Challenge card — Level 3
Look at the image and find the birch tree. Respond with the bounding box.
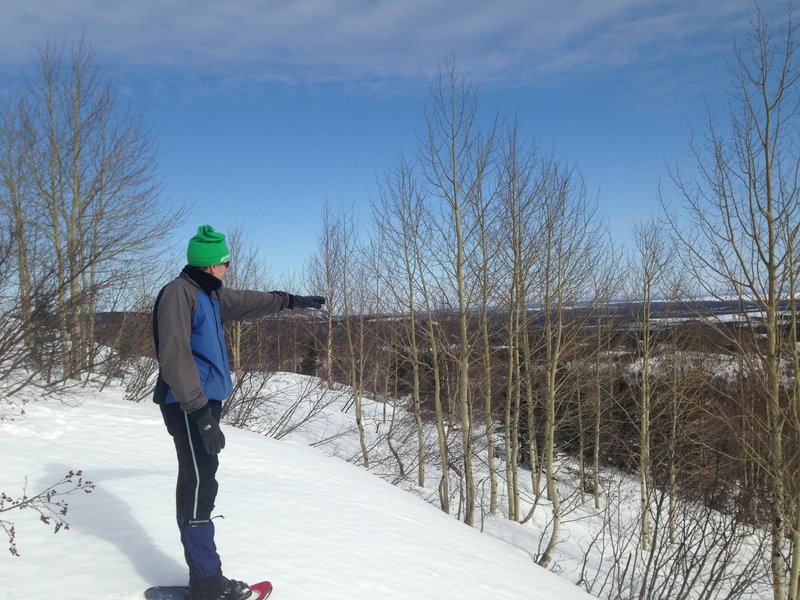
[628,218,674,550]
[535,159,604,568]
[1,40,179,380]
[496,121,541,520]
[306,202,344,385]
[421,58,493,525]
[665,8,800,597]
[373,154,428,488]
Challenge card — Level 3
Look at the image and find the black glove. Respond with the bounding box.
[288,294,326,310]
[189,404,225,455]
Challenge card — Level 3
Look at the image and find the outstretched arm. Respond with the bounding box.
[218,289,326,322]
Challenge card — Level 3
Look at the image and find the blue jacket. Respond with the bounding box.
[152,267,290,413]
[172,289,231,404]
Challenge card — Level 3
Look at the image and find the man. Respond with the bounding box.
[152,224,325,600]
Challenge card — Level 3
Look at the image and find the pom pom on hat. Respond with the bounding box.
[187,225,231,267]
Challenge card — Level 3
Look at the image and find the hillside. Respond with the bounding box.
[0,381,596,600]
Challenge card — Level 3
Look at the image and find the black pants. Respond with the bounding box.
[161,401,224,593]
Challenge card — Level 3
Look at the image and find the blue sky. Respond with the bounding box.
[0,1,777,280]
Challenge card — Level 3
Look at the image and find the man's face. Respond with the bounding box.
[206,261,230,281]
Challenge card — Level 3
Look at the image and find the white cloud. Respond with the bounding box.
[0,0,760,85]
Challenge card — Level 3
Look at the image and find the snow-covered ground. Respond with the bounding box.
[0,377,597,600]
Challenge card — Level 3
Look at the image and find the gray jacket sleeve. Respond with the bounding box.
[218,288,291,322]
[156,280,208,413]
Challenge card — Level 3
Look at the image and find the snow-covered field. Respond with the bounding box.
[0,376,597,600]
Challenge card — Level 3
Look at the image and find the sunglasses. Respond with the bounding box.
[223,261,231,268]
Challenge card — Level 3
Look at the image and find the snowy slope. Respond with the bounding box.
[0,385,596,599]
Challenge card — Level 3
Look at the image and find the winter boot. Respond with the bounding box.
[221,576,252,600]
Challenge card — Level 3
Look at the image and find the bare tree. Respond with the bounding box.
[306,202,344,386]
[495,120,541,520]
[586,250,623,511]
[416,212,452,513]
[626,218,677,550]
[1,40,182,380]
[373,153,429,488]
[420,57,493,525]
[664,7,800,597]
[339,207,372,469]
[220,226,274,421]
[470,142,503,518]
[534,159,605,568]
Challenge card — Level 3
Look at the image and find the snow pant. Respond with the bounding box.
[161,400,226,599]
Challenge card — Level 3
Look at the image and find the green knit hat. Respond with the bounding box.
[187,224,230,267]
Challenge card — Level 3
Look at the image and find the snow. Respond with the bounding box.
[0,379,596,600]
